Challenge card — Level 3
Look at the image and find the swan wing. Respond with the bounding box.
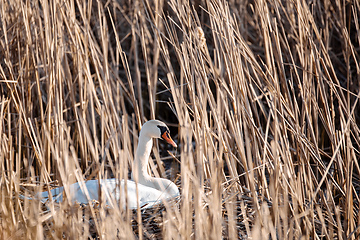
[102,179,173,208]
[38,179,175,209]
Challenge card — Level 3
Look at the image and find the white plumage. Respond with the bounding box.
[34,120,179,209]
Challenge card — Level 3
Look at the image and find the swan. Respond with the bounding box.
[33,120,179,209]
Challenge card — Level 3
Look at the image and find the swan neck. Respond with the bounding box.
[133,132,153,182]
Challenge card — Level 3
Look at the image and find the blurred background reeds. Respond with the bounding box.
[0,0,359,239]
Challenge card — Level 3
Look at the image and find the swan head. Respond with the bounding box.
[141,120,177,147]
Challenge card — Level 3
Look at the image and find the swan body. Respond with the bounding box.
[35,120,179,209]
[38,179,176,209]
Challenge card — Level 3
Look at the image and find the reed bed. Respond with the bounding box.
[0,0,359,239]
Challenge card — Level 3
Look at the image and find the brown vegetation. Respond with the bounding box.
[0,0,359,239]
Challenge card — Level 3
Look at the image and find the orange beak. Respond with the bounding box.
[162,132,177,148]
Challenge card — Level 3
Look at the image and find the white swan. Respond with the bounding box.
[35,120,179,209]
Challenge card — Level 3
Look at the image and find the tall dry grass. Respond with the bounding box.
[0,0,359,239]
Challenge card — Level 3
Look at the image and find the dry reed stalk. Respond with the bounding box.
[0,0,359,239]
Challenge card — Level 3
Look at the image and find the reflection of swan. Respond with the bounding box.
[37,120,179,209]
